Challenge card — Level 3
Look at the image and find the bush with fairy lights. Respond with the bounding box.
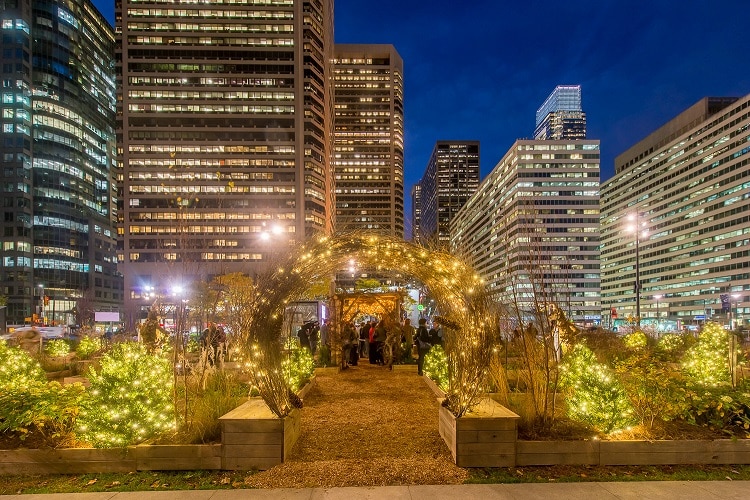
[75,336,102,360]
[559,343,636,433]
[682,322,730,388]
[0,340,45,389]
[282,344,314,392]
[424,345,449,391]
[78,342,176,448]
[0,341,85,446]
[44,339,71,357]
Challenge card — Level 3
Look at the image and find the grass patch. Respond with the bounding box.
[0,470,257,495]
[467,464,750,483]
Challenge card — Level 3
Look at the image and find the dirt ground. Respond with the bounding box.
[243,362,468,488]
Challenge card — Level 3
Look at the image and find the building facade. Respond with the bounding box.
[534,85,586,140]
[410,182,421,243]
[417,141,479,246]
[600,96,750,329]
[452,139,601,324]
[0,0,120,326]
[117,0,334,321]
[332,44,404,237]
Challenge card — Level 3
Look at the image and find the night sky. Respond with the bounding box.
[95,0,750,232]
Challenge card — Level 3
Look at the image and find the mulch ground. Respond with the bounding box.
[243,361,468,488]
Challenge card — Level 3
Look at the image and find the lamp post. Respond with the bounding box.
[38,284,44,325]
[653,294,662,333]
[732,293,741,331]
[627,212,648,328]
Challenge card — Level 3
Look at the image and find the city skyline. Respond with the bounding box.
[94,0,750,233]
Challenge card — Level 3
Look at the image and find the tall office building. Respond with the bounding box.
[410,182,422,243]
[600,95,750,328]
[0,0,120,326]
[534,85,586,140]
[452,139,601,324]
[332,44,404,237]
[417,141,479,245]
[117,0,334,320]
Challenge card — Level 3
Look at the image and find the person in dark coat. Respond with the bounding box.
[415,318,432,376]
[429,320,443,348]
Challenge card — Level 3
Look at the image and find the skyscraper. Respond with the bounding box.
[0,0,120,326]
[600,95,749,328]
[417,141,480,245]
[451,139,601,324]
[534,85,586,140]
[411,182,422,243]
[117,0,334,320]
[332,44,404,237]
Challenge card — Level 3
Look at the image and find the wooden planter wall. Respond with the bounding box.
[428,375,750,468]
[0,377,314,475]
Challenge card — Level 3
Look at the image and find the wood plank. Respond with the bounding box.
[223,444,282,459]
[455,417,517,432]
[458,442,516,455]
[222,432,282,445]
[222,420,283,433]
[456,430,517,444]
[519,440,599,454]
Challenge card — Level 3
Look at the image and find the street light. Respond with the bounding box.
[627,212,648,327]
[732,293,741,330]
[653,294,662,331]
[38,284,44,325]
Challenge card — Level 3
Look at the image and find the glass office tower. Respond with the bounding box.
[534,85,586,141]
[0,0,120,326]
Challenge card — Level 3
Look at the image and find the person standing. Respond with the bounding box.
[429,320,443,348]
[415,318,431,376]
[401,318,415,363]
[373,320,387,365]
[367,319,378,365]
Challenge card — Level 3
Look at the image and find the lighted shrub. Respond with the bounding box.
[682,322,730,387]
[424,345,449,391]
[282,345,314,392]
[0,340,45,389]
[559,343,636,433]
[44,339,71,357]
[623,330,648,350]
[78,342,176,448]
[75,336,102,359]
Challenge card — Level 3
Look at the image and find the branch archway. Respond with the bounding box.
[245,233,496,418]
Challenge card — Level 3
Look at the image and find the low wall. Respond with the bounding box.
[427,376,750,468]
[0,378,314,475]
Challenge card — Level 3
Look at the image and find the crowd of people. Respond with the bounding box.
[295,316,444,374]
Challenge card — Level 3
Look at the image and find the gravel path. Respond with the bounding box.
[243,362,467,488]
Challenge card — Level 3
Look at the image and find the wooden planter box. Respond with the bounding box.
[438,398,520,467]
[219,398,302,471]
[0,448,136,475]
[135,444,222,470]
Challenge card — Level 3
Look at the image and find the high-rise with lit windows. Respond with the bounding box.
[451,139,601,324]
[332,44,404,237]
[600,96,750,328]
[117,0,334,321]
[534,85,586,140]
[417,141,479,245]
[0,0,120,326]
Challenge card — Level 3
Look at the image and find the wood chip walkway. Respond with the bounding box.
[243,362,467,488]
